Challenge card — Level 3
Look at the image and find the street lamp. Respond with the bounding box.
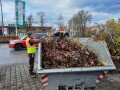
[0,0,4,36]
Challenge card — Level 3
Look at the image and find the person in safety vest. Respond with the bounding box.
[26,31,40,78]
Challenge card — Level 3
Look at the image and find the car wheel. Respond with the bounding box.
[15,44,23,51]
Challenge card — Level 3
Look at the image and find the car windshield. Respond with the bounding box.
[36,33,48,39]
[20,35,28,40]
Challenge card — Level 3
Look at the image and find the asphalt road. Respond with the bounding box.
[0,44,38,66]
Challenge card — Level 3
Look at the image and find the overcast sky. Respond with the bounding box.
[0,0,120,27]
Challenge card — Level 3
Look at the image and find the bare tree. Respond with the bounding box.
[68,18,76,37]
[26,15,34,31]
[69,10,92,37]
[57,14,65,29]
[37,12,46,27]
[95,23,107,32]
[94,23,115,43]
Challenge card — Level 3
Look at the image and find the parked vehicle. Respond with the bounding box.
[53,29,69,39]
[9,33,48,51]
[37,38,116,90]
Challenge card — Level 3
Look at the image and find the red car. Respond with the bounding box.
[9,33,48,51]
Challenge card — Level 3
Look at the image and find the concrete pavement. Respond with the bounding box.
[0,44,8,48]
[0,64,43,90]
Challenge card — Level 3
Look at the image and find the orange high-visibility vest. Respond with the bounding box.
[26,37,31,47]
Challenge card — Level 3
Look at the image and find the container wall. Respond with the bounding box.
[41,72,101,90]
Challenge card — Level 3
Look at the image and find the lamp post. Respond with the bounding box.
[0,0,4,36]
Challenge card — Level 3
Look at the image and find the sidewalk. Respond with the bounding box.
[0,43,8,48]
[0,64,42,90]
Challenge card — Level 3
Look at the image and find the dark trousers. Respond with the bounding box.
[28,53,35,74]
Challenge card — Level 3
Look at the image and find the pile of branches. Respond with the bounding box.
[42,39,103,69]
[107,41,120,71]
[107,42,120,60]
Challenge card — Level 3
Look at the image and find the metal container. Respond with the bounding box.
[37,38,116,90]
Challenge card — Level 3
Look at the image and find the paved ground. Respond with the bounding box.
[0,44,120,90]
[0,64,43,90]
[0,44,42,90]
[96,73,120,90]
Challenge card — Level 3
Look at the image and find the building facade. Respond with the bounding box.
[0,26,52,36]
